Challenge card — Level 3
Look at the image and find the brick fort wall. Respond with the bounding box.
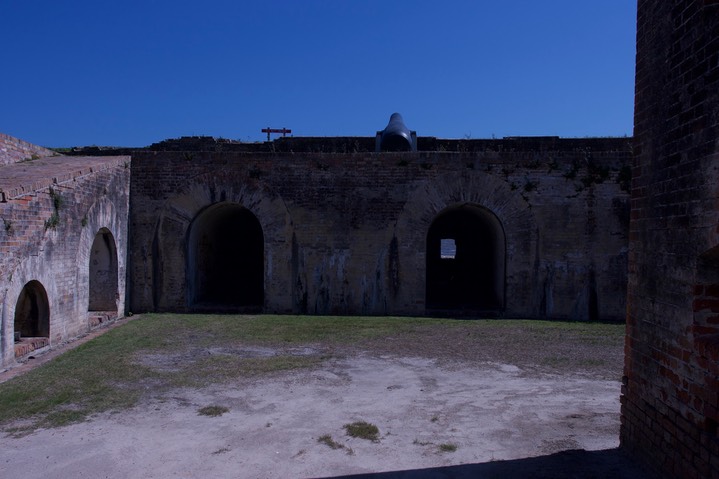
[622,1,719,477]
[128,138,631,320]
[0,150,130,369]
[0,132,58,166]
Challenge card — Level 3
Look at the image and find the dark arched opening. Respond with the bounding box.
[188,203,264,310]
[88,228,119,312]
[426,204,505,314]
[14,280,50,339]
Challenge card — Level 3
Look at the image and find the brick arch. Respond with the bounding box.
[187,202,264,310]
[14,280,50,339]
[88,228,119,311]
[151,172,295,312]
[426,203,506,313]
[392,171,538,317]
[75,196,127,329]
[2,252,59,364]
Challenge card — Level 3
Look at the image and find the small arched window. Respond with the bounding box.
[14,280,50,339]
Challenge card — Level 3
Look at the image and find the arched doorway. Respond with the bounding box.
[14,280,50,339]
[187,203,264,310]
[88,228,119,312]
[426,204,506,313]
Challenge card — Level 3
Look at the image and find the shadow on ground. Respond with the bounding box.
[322,448,657,479]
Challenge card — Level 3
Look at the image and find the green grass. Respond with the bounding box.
[197,405,229,417]
[0,314,624,434]
[0,314,430,432]
[155,313,439,345]
[344,421,380,442]
[439,443,458,452]
[0,321,157,431]
[318,434,345,450]
[317,435,354,455]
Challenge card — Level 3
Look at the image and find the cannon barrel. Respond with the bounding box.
[377,113,416,152]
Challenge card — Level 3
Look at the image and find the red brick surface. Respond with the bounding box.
[14,337,49,359]
[0,133,57,166]
[623,1,719,477]
[0,154,130,369]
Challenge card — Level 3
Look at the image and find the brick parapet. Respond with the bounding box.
[0,155,129,202]
[68,135,632,156]
[0,133,57,166]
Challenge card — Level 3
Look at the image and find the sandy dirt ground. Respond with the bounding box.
[0,348,654,479]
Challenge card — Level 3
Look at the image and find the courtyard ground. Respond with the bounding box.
[0,315,655,478]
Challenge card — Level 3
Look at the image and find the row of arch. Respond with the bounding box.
[13,229,119,343]
[184,202,506,313]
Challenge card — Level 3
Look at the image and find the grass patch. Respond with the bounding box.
[0,314,624,434]
[0,314,434,432]
[439,443,458,452]
[135,313,437,348]
[541,356,571,366]
[0,321,158,431]
[317,435,354,455]
[344,421,380,442]
[578,358,606,367]
[318,434,345,450]
[197,405,229,417]
[413,439,433,446]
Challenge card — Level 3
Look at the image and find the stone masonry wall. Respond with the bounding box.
[129,139,630,320]
[0,133,57,166]
[622,1,719,477]
[0,155,130,369]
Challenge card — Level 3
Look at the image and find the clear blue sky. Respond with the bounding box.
[1,1,636,147]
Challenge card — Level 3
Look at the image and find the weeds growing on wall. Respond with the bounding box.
[617,165,632,192]
[563,162,580,180]
[44,212,60,230]
[523,179,538,192]
[44,188,64,230]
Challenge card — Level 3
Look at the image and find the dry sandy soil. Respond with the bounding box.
[0,319,655,479]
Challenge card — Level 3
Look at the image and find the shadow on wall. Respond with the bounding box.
[322,448,657,479]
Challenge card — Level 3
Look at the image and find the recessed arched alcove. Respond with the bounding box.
[187,203,264,310]
[14,280,50,339]
[88,228,119,312]
[426,204,506,313]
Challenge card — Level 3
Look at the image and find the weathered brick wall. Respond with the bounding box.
[0,133,57,166]
[129,139,630,320]
[622,1,719,477]
[0,155,130,369]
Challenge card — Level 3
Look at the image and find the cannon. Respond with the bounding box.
[376,113,417,152]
